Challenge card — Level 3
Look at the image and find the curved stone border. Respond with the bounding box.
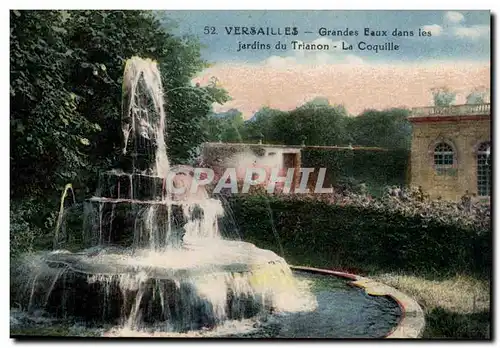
[291,266,426,339]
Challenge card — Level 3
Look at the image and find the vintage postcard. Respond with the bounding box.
[10,9,491,340]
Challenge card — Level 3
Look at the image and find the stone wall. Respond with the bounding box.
[409,117,490,201]
[200,143,302,191]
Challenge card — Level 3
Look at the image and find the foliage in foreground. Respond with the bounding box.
[10,10,229,252]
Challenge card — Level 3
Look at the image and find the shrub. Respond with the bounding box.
[225,191,490,276]
[10,200,55,257]
[301,148,410,197]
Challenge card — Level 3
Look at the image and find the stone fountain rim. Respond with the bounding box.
[41,241,288,280]
[290,266,426,339]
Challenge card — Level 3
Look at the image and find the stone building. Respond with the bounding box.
[201,143,395,193]
[408,104,491,202]
[201,142,303,190]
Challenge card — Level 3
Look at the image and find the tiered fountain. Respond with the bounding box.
[13,57,312,334]
[12,57,418,339]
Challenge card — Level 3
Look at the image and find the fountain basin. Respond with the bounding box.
[13,240,306,332]
[288,267,426,339]
[11,267,424,338]
[44,240,286,278]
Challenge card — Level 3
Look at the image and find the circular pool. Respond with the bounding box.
[11,267,425,339]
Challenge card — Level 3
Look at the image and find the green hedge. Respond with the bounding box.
[226,194,490,276]
[301,148,410,192]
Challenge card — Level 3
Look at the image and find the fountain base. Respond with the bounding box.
[41,270,265,331]
[15,240,304,333]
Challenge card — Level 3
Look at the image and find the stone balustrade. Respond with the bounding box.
[410,104,490,117]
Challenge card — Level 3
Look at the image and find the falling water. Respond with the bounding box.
[98,202,104,244]
[53,184,76,249]
[121,57,169,178]
[129,174,134,200]
[12,56,315,336]
[108,204,116,244]
[183,199,225,241]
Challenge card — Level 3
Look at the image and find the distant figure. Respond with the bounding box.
[398,187,407,201]
[393,186,401,198]
[258,133,264,145]
[461,190,472,212]
[359,183,367,195]
[386,186,395,197]
[417,186,425,202]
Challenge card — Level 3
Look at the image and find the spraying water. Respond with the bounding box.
[53,183,76,249]
[12,56,315,336]
[121,56,170,178]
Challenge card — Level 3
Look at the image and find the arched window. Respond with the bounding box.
[477,142,491,196]
[434,142,454,166]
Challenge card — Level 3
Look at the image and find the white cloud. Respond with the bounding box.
[421,24,443,36]
[310,37,343,50]
[344,54,365,65]
[430,13,489,40]
[453,25,490,39]
[444,11,465,24]
[264,55,297,68]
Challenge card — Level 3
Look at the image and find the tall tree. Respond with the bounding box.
[64,10,229,170]
[283,103,351,146]
[10,10,229,235]
[10,10,97,198]
[347,108,411,150]
[431,86,456,107]
[466,88,489,105]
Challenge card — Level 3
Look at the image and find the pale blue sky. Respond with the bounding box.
[160,10,490,64]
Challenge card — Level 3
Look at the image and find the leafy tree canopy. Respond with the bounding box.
[431,86,456,107]
[11,10,229,200]
[206,101,411,150]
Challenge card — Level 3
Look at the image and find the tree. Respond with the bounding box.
[302,96,330,107]
[283,103,350,146]
[10,10,230,243]
[431,87,456,107]
[203,109,245,143]
[245,107,289,143]
[466,88,489,105]
[64,10,229,168]
[347,108,411,150]
[10,10,98,198]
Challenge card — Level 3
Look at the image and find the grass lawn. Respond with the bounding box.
[373,273,490,339]
[246,238,491,339]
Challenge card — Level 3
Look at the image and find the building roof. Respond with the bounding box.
[202,142,388,152]
[409,104,490,123]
